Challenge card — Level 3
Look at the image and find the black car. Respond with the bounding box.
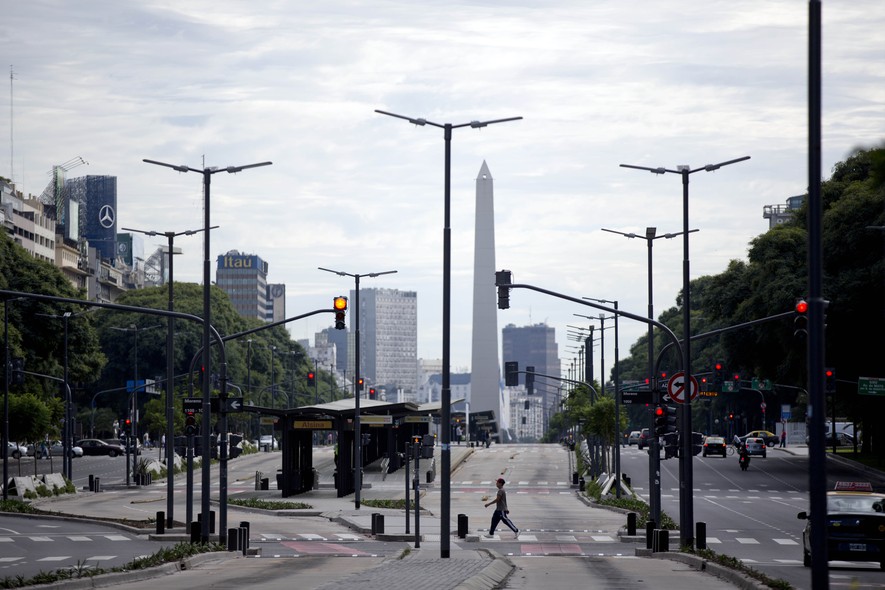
[702,436,727,457]
[77,438,125,457]
[637,428,652,450]
[798,482,885,570]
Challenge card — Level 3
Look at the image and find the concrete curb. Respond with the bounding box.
[27,551,228,590]
[636,550,773,590]
[454,549,515,590]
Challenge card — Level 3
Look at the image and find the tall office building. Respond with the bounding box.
[66,175,117,262]
[469,161,502,427]
[215,250,269,321]
[266,283,286,323]
[502,323,560,415]
[355,287,418,395]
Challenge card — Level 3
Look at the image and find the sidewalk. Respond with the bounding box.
[24,445,766,590]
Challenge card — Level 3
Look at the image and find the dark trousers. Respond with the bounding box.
[489,510,517,534]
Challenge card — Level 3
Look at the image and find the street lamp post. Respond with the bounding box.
[110,323,161,485]
[601,226,696,522]
[3,296,26,501]
[375,109,521,558]
[318,266,397,509]
[619,155,750,547]
[122,225,209,529]
[144,157,271,543]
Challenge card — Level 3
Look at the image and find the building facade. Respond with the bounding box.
[215,250,269,321]
[501,322,560,429]
[355,287,418,396]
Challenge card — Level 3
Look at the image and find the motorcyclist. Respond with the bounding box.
[738,442,750,469]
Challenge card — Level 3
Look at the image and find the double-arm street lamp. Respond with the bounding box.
[122,225,210,528]
[110,323,162,485]
[144,157,271,542]
[318,266,397,509]
[619,155,750,547]
[35,309,93,480]
[601,226,696,522]
[375,109,521,558]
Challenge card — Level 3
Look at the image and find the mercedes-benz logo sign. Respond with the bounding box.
[99,205,116,229]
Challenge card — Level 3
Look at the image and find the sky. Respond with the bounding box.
[3,1,884,376]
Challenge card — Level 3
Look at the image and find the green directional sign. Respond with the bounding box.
[721,381,738,393]
[858,377,885,396]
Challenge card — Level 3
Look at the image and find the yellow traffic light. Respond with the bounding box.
[333,296,348,311]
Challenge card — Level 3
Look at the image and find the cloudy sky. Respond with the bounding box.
[4,1,884,375]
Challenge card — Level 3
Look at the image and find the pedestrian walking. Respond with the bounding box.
[484,477,519,538]
[779,430,787,448]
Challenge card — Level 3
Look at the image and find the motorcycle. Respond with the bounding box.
[739,451,750,471]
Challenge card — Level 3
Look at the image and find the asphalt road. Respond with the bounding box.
[621,444,885,589]
[0,514,177,579]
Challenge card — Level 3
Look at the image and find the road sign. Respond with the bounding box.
[182,397,202,412]
[621,389,653,405]
[667,371,699,404]
[858,376,885,396]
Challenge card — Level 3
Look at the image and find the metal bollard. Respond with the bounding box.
[627,512,637,536]
[653,529,669,553]
[255,471,262,491]
[209,510,216,534]
[578,477,586,491]
[572,471,579,485]
[190,522,200,543]
[94,477,101,492]
[239,526,248,555]
[156,511,165,535]
[645,520,655,550]
[696,521,707,550]
[240,521,250,551]
[227,528,239,551]
[371,513,385,535]
[457,514,468,538]
[88,474,94,491]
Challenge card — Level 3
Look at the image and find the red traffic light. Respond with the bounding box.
[714,362,723,371]
[308,371,315,379]
[795,299,808,314]
[654,406,665,418]
[824,369,834,378]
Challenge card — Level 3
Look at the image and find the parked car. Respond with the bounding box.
[743,437,767,458]
[740,430,779,446]
[627,431,642,446]
[797,481,885,569]
[702,436,727,457]
[50,441,83,457]
[77,438,125,457]
[4,442,23,460]
[258,435,278,451]
[805,431,855,446]
[103,438,141,455]
[637,428,652,450]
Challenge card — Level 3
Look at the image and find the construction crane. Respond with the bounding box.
[38,156,88,225]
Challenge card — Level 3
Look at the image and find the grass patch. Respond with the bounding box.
[227,497,312,510]
[360,499,410,510]
[0,541,224,588]
[581,477,678,529]
[688,547,793,589]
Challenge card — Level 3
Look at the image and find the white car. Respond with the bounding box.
[258,435,277,450]
[626,431,642,446]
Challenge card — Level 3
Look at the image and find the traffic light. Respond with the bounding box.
[504,361,518,387]
[496,270,512,310]
[333,296,348,330]
[12,357,24,385]
[357,378,364,391]
[526,366,535,395]
[654,405,667,436]
[663,405,678,434]
[825,367,836,393]
[184,411,197,436]
[124,416,132,432]
[794,299,808,339]
[307,371,316,387]
[713,361,725,385]
[369,387,376,400]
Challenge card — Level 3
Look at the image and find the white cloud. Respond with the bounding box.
[3,0,883,372]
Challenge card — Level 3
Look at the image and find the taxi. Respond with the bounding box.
[797,481,885,570]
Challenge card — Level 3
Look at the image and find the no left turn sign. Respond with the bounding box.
[667,371,700,404]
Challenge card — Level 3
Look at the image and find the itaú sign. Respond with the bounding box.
[219,254,260,269]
